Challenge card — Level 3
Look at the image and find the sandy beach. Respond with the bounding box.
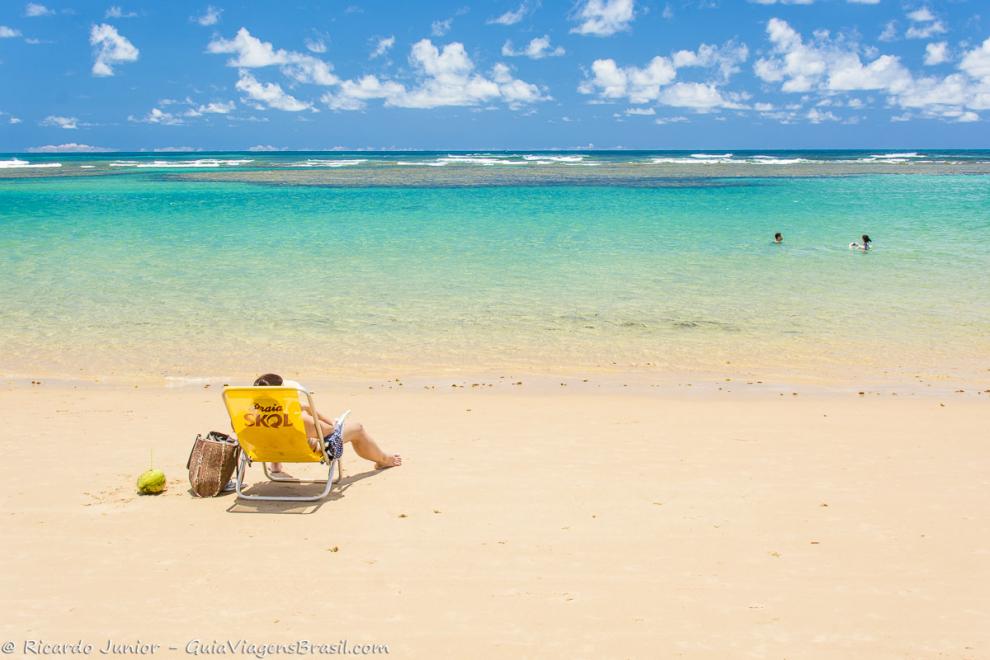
[2,378,987,658]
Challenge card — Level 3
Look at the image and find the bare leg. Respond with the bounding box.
[343,420,402,469]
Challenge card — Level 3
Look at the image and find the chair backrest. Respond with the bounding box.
[222,386,326,463]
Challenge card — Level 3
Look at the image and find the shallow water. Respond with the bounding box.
[1,151,989,383]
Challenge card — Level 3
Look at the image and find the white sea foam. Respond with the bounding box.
[750,156,809,165]
[109,159,254,168]
[438,155,527,166]
[844,152,927,164]
[288,159,367,167]
[691,153,733,159]
[650,157,735,164]
[870,152,923,159]
[396,160,448,167]
[79,165,96,169]
[0,158,62,169]
[522,154,586,163]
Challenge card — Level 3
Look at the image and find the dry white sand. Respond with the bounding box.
[1,381,988,658]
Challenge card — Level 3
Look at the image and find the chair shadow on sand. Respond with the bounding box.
[222,468,385,514]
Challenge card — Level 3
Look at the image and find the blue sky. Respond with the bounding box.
[1,0,988,151]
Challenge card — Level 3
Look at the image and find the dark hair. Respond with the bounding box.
[254,373,283,386]
[774,232,782,240]
[862,234,871,244]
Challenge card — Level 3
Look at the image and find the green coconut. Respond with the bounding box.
[137,469,167,495]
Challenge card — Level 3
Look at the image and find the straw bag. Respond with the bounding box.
[187,431,240,497]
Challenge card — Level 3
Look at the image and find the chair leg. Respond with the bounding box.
[235,459,337,502]
[234,452,249,499]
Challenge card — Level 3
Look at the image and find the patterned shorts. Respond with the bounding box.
[323,423,345,460]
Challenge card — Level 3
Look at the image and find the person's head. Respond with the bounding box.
[774,232,782,242]
[254,373,283,386]
[862,234,871,244]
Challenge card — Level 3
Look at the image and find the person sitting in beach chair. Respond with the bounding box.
[222,374,401,501]
[252,373,402,473]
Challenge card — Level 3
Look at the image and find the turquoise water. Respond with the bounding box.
[1,152,989,383]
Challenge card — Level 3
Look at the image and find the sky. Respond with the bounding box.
[1,0,989,152]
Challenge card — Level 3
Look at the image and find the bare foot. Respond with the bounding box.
[269,463,295,479]
[375,454,402,469]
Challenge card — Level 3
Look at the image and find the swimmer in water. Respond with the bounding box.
[850,234,872,251]
[774,232,783,244]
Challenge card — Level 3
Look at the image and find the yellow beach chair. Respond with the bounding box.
[222,385,346,502]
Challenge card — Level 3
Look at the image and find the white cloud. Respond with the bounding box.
[750,0,814,4]
[672,41,749,82]
[906,23,946,39]
[207,29,545,115]
[105,6,136,19]
[658,82,747,110]
[27,143,112,152]
[235,70,314,111]
[879,20,898,42]
[924,42,949,66]
[579,56,677,102]
[487,1,534,26]
[501,35,564,59]
[208,27,288,67]
[24,3,53,17]
[207,28,338,85]
[806,108,838,122]
[757,19,990,123]
[129,107,183,125]
[579,39,748,109]
[1,26,23,38]
[905,7,946,40]
[323,39,547,111]
[185,100,236,116]
[281,56,338,86]
[431,18,452,37]
[9,116,22,124]
[828,54,912,92]
[370,35,395,59]
[960,37,990,81]
[755,18,913,94]
[570,0,635,37]
[847,0,879,4]
[195,5,222,27]
[305,38,327,54]
[90,23,139,77]
[41,115,79,129]
[323,76,405,110]
[624,107,655,115]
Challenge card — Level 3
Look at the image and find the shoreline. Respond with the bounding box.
[4,368,988,399]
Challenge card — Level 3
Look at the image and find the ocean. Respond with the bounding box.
[1,150,988,385]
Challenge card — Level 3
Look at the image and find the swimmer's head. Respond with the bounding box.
[774,232,782,242]
[862,234,871,244]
